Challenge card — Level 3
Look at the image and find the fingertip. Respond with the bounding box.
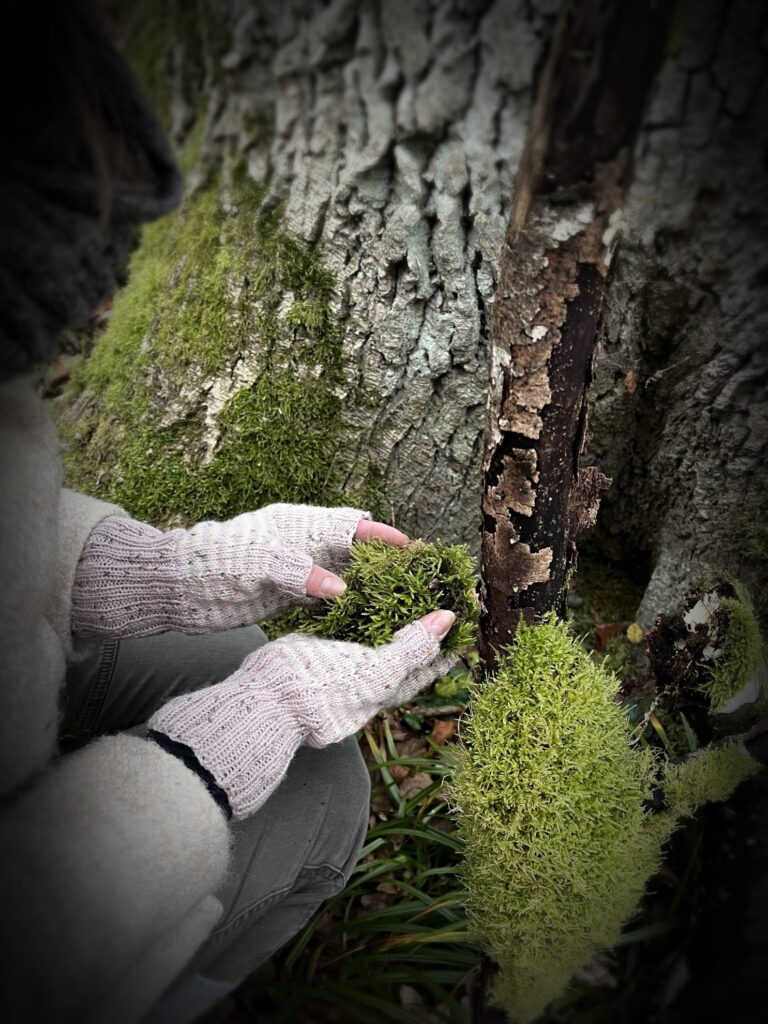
[420,609,456,640]
[306,564,347,599]
[355,519,409,546]
[320,575,347,598]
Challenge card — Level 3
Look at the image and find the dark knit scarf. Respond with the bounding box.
[0,28,181,381]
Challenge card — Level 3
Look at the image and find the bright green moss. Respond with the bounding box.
[57,166,379,526]
[664,745,759,820]
[450,617,760,1022]
[296,539,479,654]
[703,582,762,713]
[451,618,662,1022]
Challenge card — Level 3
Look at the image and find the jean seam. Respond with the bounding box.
[79,637,120,735]
[206,863,346,943]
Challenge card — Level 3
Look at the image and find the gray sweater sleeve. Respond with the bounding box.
[0,733,230,1024]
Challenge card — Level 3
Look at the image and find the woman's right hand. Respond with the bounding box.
[147,610,457,820]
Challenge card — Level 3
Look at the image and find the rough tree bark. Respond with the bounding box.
[478,0,671,670]
[472,1,672,1018]
[68,0,558,541]
[585,0,768,625]
[62,0,766,637]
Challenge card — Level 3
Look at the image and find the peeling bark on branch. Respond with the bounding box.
[478,0,671,671]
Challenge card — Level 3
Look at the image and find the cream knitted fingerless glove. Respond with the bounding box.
[148,623,455,819]
[71,504,369,638]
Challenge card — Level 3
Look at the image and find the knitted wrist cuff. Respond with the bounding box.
[147,665,306,820]
[149,730,232,819]
[71,517,188,638]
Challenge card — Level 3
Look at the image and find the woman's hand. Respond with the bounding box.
[148,610,456,819]
[71,504,407,639]
[266,504,407,599]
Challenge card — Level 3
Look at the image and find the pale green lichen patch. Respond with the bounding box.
[57,167,379,526]
[450,617,759,1023]
[296,538,479,654]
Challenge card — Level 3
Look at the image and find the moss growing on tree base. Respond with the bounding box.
[56,167,383,527]
[296,539,478,654]
[451,617,758,1023]
[702,580,762,713]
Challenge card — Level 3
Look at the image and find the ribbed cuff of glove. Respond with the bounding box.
[71,505,372,640]
[148,664,305,820]
[71,514,313,638]
[71,518,192,637]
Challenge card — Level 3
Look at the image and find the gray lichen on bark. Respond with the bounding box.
[117,0,557,541]
[256,0,558,543]
[585,0,768,624]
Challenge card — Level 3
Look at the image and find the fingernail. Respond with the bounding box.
[320,576,347,598]
[421,610,456,639]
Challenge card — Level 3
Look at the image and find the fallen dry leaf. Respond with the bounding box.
[398,772,434,799]
[430,719,456,745]
[594,621,626,650]
[397,736,428,759]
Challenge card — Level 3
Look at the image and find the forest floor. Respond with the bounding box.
[209,556,732,1024]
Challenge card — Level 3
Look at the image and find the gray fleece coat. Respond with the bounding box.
[0,376,231,1023]
[0,19,232,1018]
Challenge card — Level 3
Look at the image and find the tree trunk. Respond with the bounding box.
[59,0,767,634]
[583,0,768,626]
[471,4,672,1017]
[60,0,558,540]
[478,0,670,668]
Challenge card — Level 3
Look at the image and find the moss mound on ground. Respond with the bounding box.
[295,539,478,654]
[451,617,759,1023]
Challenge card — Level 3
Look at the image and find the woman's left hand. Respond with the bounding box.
[72,504,408,639]
[264,503,408,599]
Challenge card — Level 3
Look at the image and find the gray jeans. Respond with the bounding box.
[62,625,371,984]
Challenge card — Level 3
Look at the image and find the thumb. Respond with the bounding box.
[386,610,456,674]
[305,563,347,599]
[419,609,456,639]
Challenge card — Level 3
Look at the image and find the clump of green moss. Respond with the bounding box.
[296,539,478,654]
[451,618,662,1022]
[451,617,759,1023]
[702,581,762,714]
[57,164,384,526]
[664,745,759,820]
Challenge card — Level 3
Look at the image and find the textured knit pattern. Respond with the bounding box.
[71,504,369,639]
[265,504,370,574]
[149,623,455,819]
